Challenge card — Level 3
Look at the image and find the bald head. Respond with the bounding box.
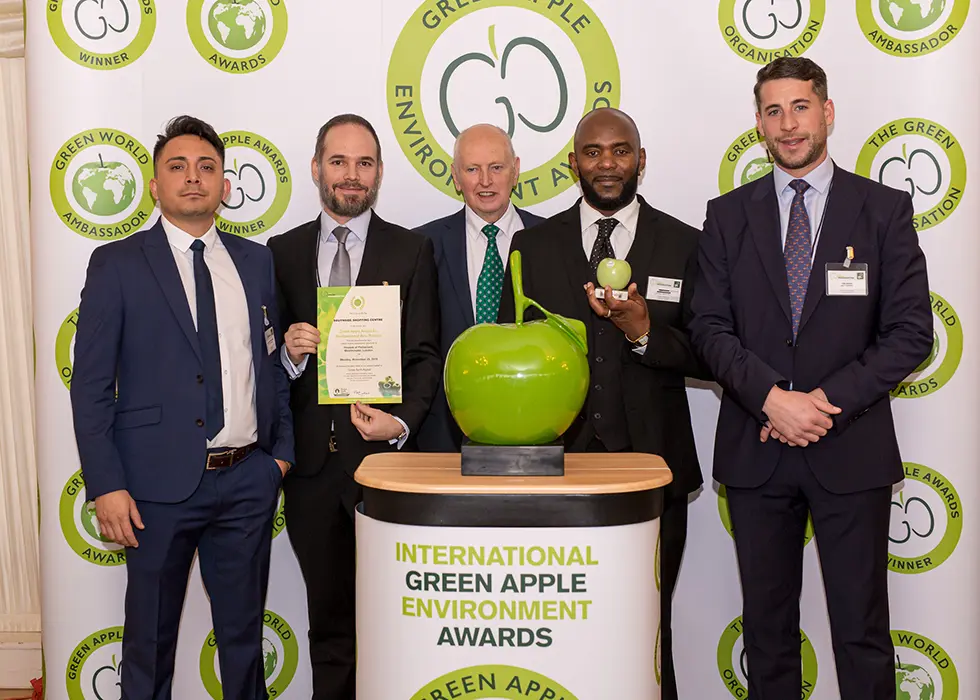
[573,108,641,152]
[451,123,521,224]
[570,108,645,215]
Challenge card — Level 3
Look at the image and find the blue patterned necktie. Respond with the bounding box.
[785,179,812,339]
[475,224,503,324]
[190,239,224,439]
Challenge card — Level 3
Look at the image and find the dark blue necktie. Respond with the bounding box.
[784,179,812,339]
[190,239,224,439]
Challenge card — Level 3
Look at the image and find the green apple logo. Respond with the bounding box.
[208,0,267,51]
[92,653,122,700]
[742,0,803,40]
[72,154,137,217]
[223,158,265,210]
[895,655,936,699]
[445,250,589,445]
[596,258,631,290]
[80,501,113,543]
[439,25,568,140]
[880,0,947,32]
[913,331,940,373]
[740,156,773,184]
[879,142,942,203]
[890,491,935,544]
[74,0,130,40]
[262,637,277,680]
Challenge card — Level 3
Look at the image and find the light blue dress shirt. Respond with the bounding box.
[773,155,835,254]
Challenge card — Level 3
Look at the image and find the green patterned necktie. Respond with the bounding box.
[475,223,503,324]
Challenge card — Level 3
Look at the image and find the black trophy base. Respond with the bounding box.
[460,439,565,477]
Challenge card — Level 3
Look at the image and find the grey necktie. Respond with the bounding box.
[329,226,351,286]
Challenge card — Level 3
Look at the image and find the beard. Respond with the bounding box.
[580,167,640,212]
[318,174,380,218]
[765,129,828,172]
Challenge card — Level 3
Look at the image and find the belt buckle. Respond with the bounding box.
[328,434,338,453]
[206,448,235,470]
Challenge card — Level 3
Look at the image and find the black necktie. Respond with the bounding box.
[190,239,224,440]
[589,217,618,276]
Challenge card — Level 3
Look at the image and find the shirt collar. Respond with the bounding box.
[320,208,372,243]
[160,215,219,253]
[464,202,519,242]
[579,195,640,235]
[773,155,835,197]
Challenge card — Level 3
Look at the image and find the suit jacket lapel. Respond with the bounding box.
[746,176,792,324]
[356,211,392,285]
[798,166,865,334]
[142,224,202,363]
[555,204,595,344]
[443,209,475,327]
[625,197,658,278]
[221,231,265,378]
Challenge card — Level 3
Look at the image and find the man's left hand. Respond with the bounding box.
[351,402,405,441]
[584,282,650,340]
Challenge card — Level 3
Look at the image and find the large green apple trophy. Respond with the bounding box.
[444,250,590,446]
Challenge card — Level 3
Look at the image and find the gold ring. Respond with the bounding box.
[605,308,612,319]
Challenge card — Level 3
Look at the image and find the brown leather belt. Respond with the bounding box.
[206,443,258,470]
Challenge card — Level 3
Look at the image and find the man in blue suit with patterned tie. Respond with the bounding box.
[70,116,294,700]
[416,124,543,451]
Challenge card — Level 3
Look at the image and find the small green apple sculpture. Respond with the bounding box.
[444,250,590,445]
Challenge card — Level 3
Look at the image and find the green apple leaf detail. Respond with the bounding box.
[509,249,588,355]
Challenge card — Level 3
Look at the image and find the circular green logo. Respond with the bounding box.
[858,1,969,56]
[47,0,157,70]
[217,131,292,237]
[718,0,826,64]
[889,463,962,574]
[56,308,79,391]
[272,491,286,539]
[719,485,815,545]
[188,0,288,74]
[59,469,126,567]
[718,127,773,195]
[50,128,155,240]
[387,0,620,206]
[200,609,298,697]
[892,291,962,398]
[718,616,818,698]
[892,629,959,698]
[412,666,578,699]
[65,625,124,699]
[856,119,967,232]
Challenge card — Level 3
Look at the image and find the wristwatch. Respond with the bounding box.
[627,330,649,348]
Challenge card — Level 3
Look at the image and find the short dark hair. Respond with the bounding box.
[153,115,225,172]
[754,57,828,110]
[314,114,382,165]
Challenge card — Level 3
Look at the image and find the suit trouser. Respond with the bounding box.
[123,449,281,700]
[726,447,894,700]
[282,464,356,700]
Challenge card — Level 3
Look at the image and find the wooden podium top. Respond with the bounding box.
[354,453,672,495]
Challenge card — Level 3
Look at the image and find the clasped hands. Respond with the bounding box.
[761,386,841,447]
[285,322,403,442]
[583,282,650,341]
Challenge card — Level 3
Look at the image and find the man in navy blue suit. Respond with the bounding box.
[415,123,543,450]
[70,115,294,700]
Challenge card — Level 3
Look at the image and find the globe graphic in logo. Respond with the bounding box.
[740,157,773,185]
[896,660,935,699]
[208,1,268,50]
[71,155,137,217]
[262,637,277,680]
[80,501,113,543]
[914,330,940,373]
[879,0,946,31]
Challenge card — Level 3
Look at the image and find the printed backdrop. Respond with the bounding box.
[27,1,977,698]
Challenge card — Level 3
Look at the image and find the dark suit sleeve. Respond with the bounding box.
[819,193,932,429]
[690,200,787,421]
[390,236,442,434]
[70,246,127,500]
[264,247,295,465]
[634,239,712,379]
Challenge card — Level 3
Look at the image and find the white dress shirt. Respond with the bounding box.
[465,202,525,319]
[161,216,256,449]
[580,195,641,260]
[773,155,835,253]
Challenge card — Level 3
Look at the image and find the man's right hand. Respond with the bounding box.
[284,322,321,366]
[762,386,841,447]
[94,489,144,548]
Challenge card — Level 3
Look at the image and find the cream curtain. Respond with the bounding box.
[0,0,41,633]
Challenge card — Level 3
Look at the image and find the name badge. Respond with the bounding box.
[264,326,277,355]
[646,276,683,303]
[826,263,869,296]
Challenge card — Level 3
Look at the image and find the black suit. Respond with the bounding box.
[690,165,932,699]
[415,206,544,451]
[498,196,707,700]
[268,212,440,700]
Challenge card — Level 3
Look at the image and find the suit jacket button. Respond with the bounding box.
[196,418,204,427]
[785,339,793,347]
[196,374,204,383]
[595,356,604,363]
